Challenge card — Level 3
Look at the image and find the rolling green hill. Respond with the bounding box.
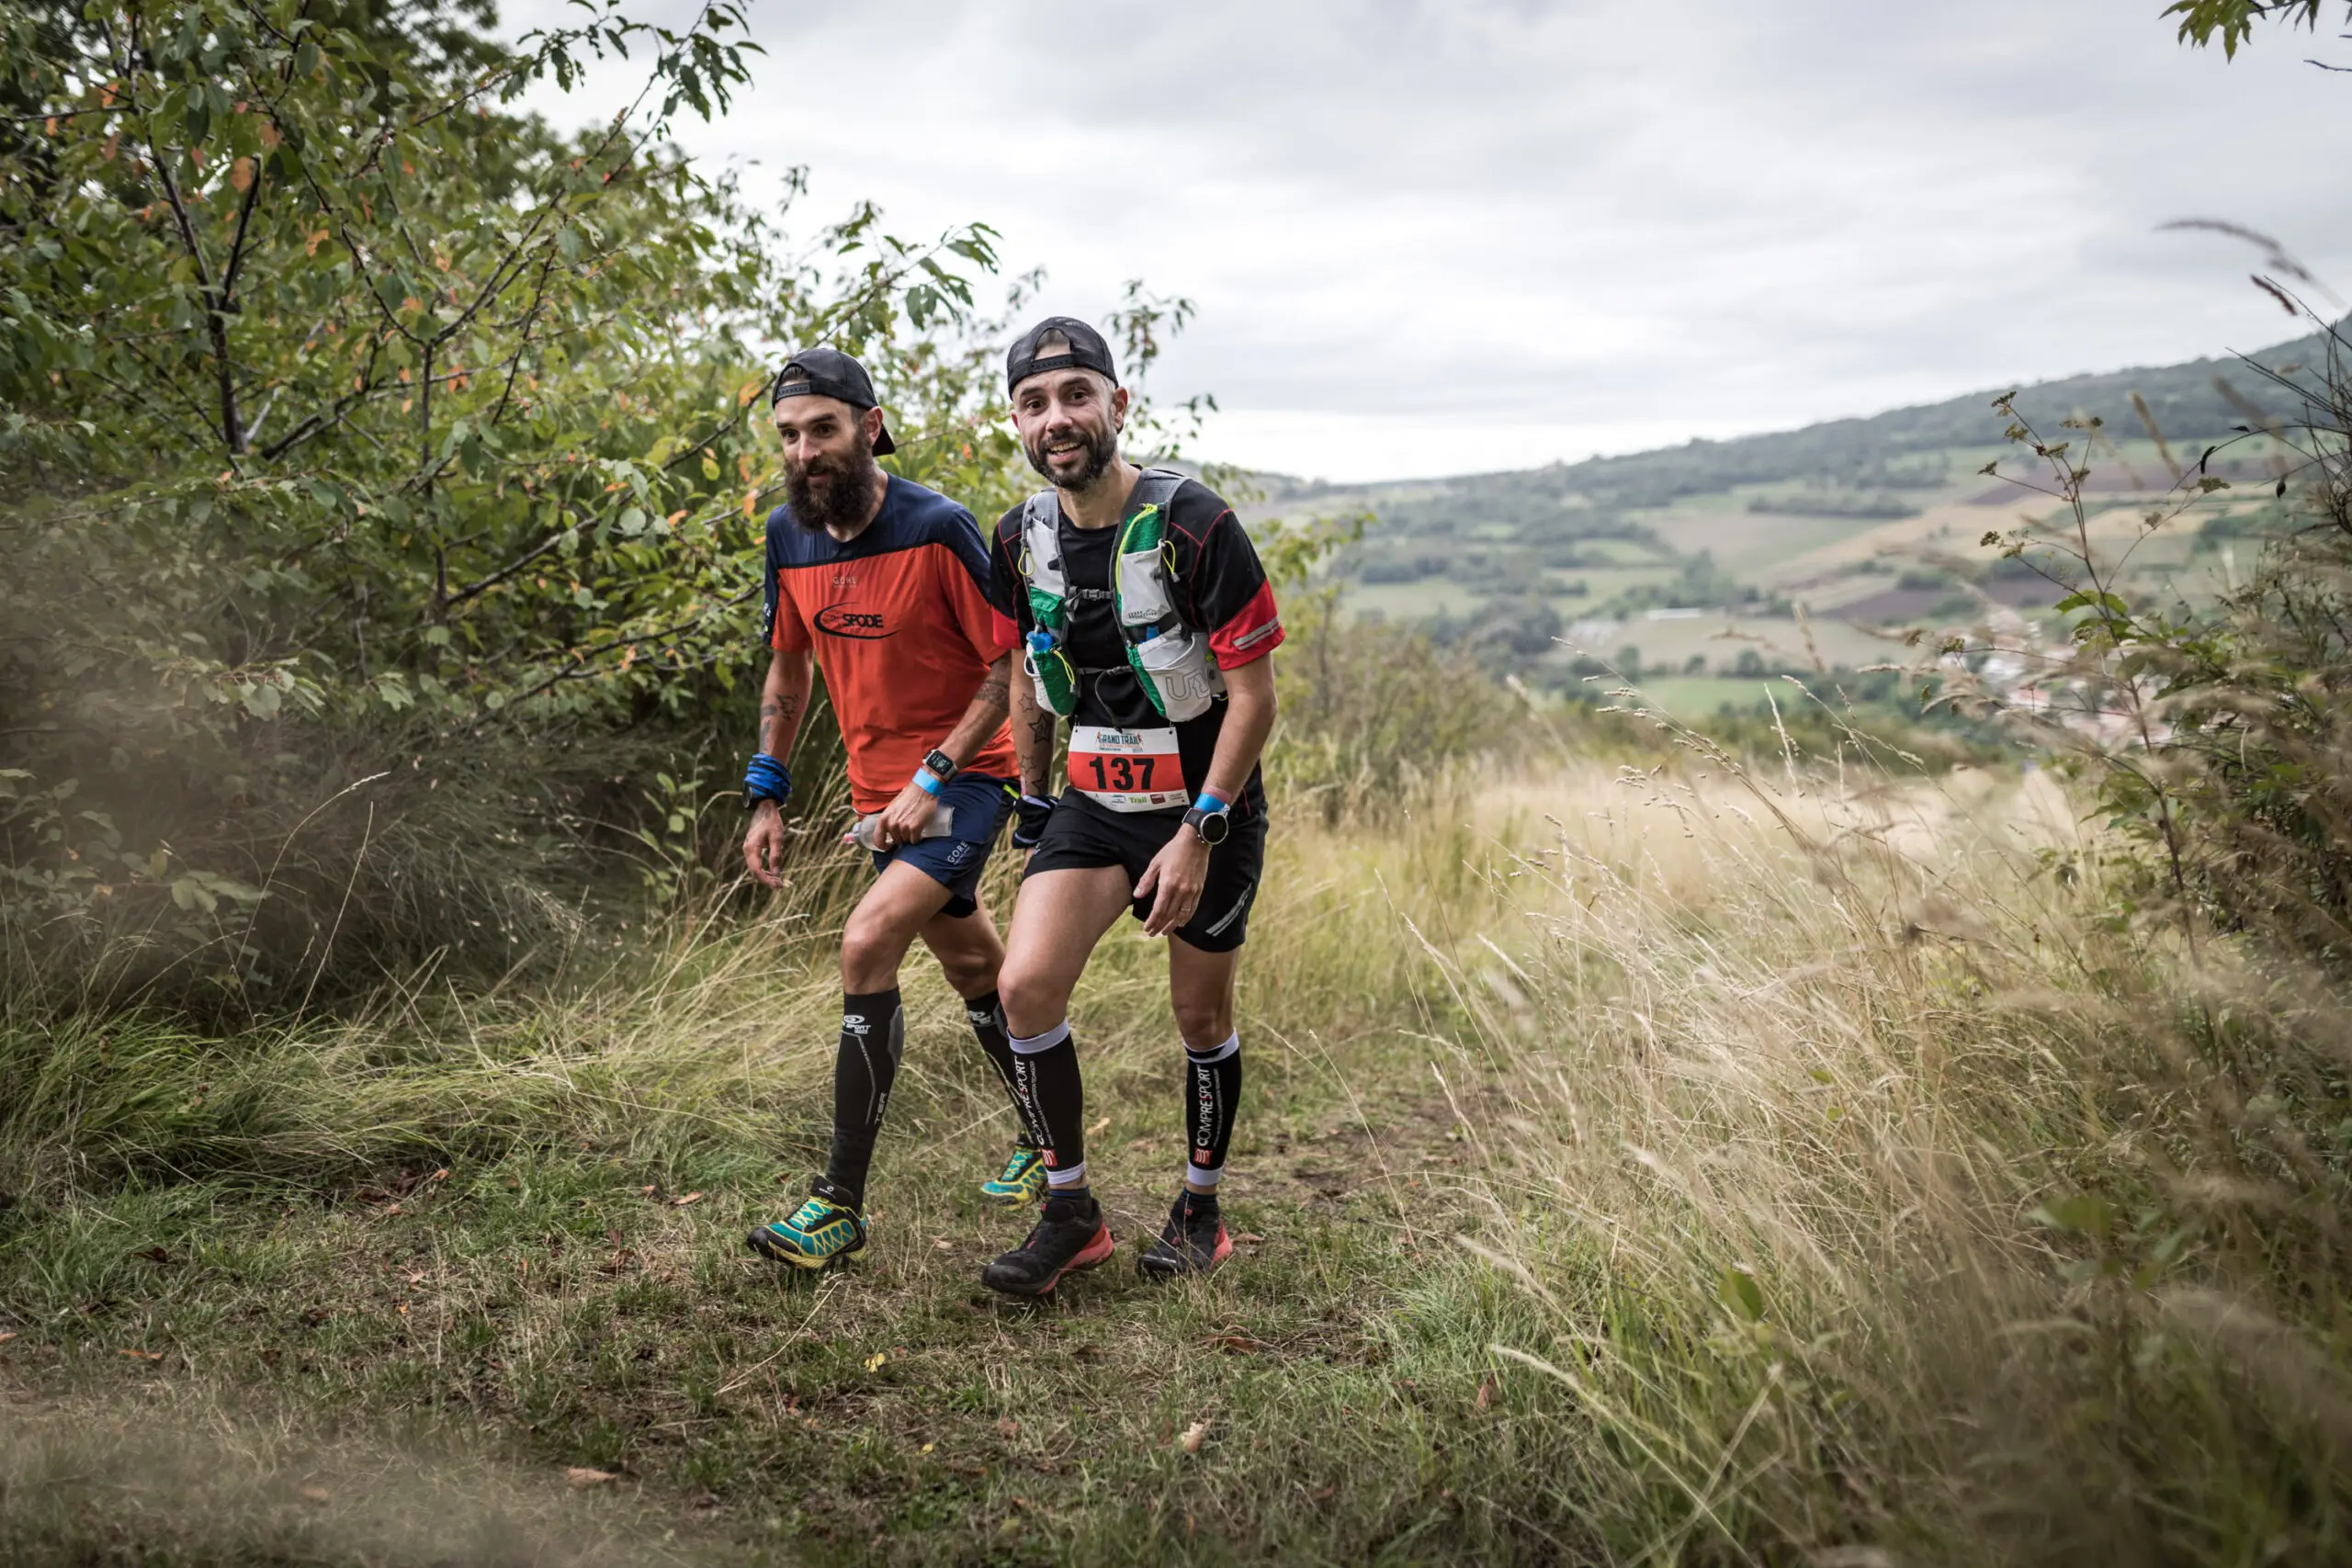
[1242,321,2335,706]
[1257,320,2334,517]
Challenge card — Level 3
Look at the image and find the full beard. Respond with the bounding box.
[1023,419,1119,491]
[785,434,881,534]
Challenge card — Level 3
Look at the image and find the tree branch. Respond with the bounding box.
[443,480,783,612]
[135,104,243,454]
[503,586,759,706]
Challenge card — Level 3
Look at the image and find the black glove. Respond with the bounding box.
[1010,792,1057,849]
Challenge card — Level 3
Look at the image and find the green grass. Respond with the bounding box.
[1604,675,1789,716]
[4,757,2348,1565]
[1337,580,1489,621]
[0,1098,1553,1563]
[1552,614,1895,673]
[1649,509,1883,577]
[0,811,1614,1565]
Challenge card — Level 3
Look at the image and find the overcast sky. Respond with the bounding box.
[509,0,2351,483]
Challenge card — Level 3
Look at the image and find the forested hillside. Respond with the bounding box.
[1271,317,2330,516]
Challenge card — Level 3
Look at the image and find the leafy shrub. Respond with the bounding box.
[1253,511,1521,821]
[0,0,1198,1008]
[1953,301,2352,970]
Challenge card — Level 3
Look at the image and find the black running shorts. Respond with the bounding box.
[1023,794,1266,953]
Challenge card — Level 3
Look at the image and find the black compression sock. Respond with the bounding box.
[822,987,904,1208]
[1008,1021,1087,1187]
[963,990,1042,1147]
[1183,1032,1241,1191]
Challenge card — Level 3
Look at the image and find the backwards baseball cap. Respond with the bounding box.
[770,346,896,456]
[1005,316,1120,396]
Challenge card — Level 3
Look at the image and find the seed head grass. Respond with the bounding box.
[1,760,2345,1564]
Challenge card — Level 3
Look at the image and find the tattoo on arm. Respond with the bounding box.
[975,673,1011,712]
[1024,708,1057,793]
[759,693,799,755]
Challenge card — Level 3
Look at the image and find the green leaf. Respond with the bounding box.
[2030,1192,2116,1239]
[1717,1266,1765,1323]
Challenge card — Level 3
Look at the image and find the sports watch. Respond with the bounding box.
[921,748,958,784]
[1182,794,1232,847]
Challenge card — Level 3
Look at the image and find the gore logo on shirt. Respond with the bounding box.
[815,603,892,639]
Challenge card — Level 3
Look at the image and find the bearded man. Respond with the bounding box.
[976,319,1284,1296]
[740,348,1052,1269]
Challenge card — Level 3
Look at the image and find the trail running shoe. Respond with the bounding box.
[979,1192,1114,1298]
[1136,1190,1232,1280]
[979,1141,1050,1209]
[746,1179,865,1270]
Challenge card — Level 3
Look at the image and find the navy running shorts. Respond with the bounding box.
[1022,792,1267,953]
[871,773,1015,919]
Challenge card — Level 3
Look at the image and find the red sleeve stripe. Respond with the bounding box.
[1210,581,1283,668]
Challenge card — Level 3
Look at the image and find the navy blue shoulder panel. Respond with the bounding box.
[765,478,986,578]
[876,477,992,592]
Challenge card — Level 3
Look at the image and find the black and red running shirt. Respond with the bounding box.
[987,476,1283,817]
[763,475,1018,814]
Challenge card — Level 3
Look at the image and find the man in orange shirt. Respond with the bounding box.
[740,348,1046,1269]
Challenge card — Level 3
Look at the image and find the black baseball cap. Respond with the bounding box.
[1005,316,1120,396]
[771,346,896,456]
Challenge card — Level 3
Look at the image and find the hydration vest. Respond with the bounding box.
[1017,468,1225,723]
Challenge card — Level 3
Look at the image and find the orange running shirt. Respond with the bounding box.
[762,476,1018,813]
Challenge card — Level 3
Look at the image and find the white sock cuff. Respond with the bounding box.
[1009,1021,1071,1055]
[1184,1031,1239,1064]
[1045,1160,1089,1189]
[1185,1162,1224,1190]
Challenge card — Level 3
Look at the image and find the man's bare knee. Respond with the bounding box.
[998,962,1069,1037]
[939,950,999,999]
[840,911,905,992]
[1172,998,1232,1048]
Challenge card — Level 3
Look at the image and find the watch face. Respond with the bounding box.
[923,749,956,777]
[1193,808,1230,845]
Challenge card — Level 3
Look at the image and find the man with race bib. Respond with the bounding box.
[978,318,1283,1296]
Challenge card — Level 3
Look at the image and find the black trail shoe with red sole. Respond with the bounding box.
[1137,1190,1232,1280]
[980,1192,1114,1298]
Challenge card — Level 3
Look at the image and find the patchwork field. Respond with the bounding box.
[1266,425,2298,695]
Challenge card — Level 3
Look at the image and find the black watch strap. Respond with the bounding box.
[1182,805,1231,845]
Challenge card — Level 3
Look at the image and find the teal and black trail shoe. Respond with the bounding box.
[979,1192,1114,1298]
[1137,1190,1232,1280]
[747,1179,866,1269]
[979,1141,1050,1209]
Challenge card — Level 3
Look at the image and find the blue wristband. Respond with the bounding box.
[744,752,792,807]
[1193,791,1229,815]
[913,768,944,797]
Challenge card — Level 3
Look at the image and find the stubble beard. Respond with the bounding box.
[785,430,881,535]
[1023,418,1120,493]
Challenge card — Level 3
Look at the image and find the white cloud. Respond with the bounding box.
[507,0,2352,482]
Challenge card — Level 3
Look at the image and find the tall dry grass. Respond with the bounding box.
[1441,750,2352,1564]
[0,773,1504,1201]
[6,727,2345,1564]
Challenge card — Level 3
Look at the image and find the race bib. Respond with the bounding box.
[1067,724,1188,812]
